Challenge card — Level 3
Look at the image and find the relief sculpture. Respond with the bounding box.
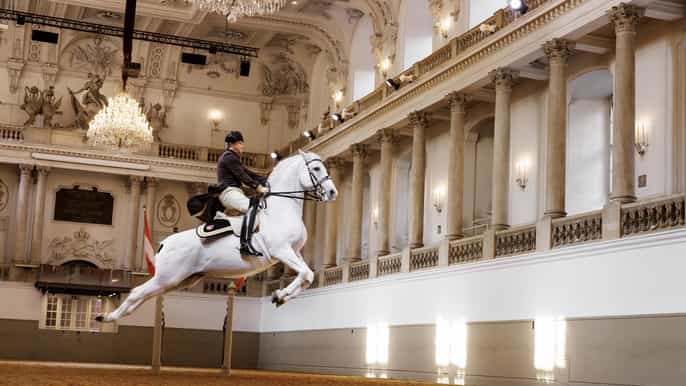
[68,73,108,130]
[48,228,114,267]
[20,86,63,128]
[260,53,309,97]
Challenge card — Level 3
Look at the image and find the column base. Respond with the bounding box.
[491,224,509,232]
[408,243,424,249]
[543,210,567,219]
[346,257,362,264]
[444,233,463,241]
[609,194,637,204]
[321,264,336,269]
[376,250,389,257]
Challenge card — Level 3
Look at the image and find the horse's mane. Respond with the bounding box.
[267,151,313,184]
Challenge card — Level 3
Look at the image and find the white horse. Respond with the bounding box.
[97,151,337,323]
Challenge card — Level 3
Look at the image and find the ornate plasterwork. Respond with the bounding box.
[48,228,114,268]
[61,36,122,77]
[157,194,181,227]
[300,0,349,20]
[147,44,167,79]
[260,53,309,97]
[0,179,8,212]
[265,33,309,55]
[260,101,274,126]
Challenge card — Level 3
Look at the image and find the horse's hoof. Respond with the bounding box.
[271,292,279,304]
[275,299,285,308]
[95,315,105,323]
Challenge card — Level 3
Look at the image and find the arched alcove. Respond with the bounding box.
[471,119,494,227]
[391,151,411,252]
[349,15,376,101]
[566,69,613,215]
[398,0,433,71]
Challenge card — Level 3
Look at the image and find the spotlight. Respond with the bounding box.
[330,113,343,122]
[303,130,316,140]
[270,151,282,161]
[384,78,400,90]
[508,0,528,14]
[17,15,25,25]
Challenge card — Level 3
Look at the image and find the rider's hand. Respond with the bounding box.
[256,185,269,195]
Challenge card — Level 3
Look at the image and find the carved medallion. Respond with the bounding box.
[157,194,181,227]
[48,228,114,267]
[0,179,8,212]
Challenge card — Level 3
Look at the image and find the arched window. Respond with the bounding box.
[398,1,433,71]
[566,69,613,215]
[349,15,376,100]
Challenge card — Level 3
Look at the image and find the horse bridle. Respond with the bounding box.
[264,154,332,202]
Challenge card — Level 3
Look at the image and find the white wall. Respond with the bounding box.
[398,0,434,71]
[349,15,376,101]
[468,0,503,28]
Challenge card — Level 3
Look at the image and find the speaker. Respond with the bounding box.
[181,52,207,65]
[31,29,59,44]
[239,59,251,77]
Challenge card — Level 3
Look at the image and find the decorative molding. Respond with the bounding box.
[408,111,431,129]
[61,36,122,77]
[260,53,310,97]
[48,228,115,268]
[0,179,8,212]
[287,103,301,129]
[543,38,576,64]
[490,68,519,91]
[157,193,181,227]
[608,3,643,34]
[447,92,470,113]
[260,101,274,126]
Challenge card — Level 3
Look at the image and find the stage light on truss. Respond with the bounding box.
[384,78,400,90]
[508,0,529,14]
[270,151,282,161]
[330,113,344,123]
[303,130,316,140]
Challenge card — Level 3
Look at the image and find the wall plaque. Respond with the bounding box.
[54,186,114,225]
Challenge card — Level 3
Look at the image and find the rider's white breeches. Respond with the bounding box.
[219,187,250,213]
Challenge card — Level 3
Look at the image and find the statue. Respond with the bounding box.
[68,73,108,130]
[20,85,63,128]
[145,103,167,141]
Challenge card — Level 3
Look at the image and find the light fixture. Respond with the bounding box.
[303,130,316,140]
[508,0,529,14]
[194,0,288,22]
[208,109,223,130]
[372,207,379,229]
[270,150,282,161]
[534,317,567,381]
[379,57,391,78]
[635,120,649,156]
[515,159,529,190]
[330,112,344,123]
[384,78,400,90]
[439,16,451,39]
[432,186,445,213]
[87,92,154,151]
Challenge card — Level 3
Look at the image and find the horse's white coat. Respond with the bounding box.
[100,152,337,322]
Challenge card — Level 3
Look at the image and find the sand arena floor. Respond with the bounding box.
[0,363,444,386]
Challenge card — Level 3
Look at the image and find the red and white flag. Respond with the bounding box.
[143,207,156,275]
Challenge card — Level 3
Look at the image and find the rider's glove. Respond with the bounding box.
[256,185,269,195]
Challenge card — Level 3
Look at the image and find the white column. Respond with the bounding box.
[127,176,143,270]
[30,166,50,264]
[14,164,32,263]
[609,3,641,203]
[376,129,395,257]
[408,111,429,249]
[323,157,344,268]
[347,144,368,262]
[489,68,518,231]
[446,92,469,240]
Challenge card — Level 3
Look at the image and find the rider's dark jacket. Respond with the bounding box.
[217,149,266,190]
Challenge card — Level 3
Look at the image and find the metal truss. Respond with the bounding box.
[0,8,259,58]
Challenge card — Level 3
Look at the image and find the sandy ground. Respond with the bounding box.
[0,363,443,386]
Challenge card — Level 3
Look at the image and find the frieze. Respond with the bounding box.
[48,228,114,267]
[0,179,8,212]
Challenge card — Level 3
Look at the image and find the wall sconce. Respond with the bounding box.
[379,57,391,78]
[432,186,445,213]
[208,109,223,131]
[635,120,649,156]
[333,89,344,110]
[439,17,451,39]
[515,159,529,190]
[372,207,379,229]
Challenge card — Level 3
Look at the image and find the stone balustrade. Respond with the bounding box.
[409,246,439,271]
[621,194,685,237]
[449,235,484,265]
[0,124,23,142]
[377,253,402,277]
[349,260,370,282]
[323,266,343,287]
[552,211,603,248]
[418,44,453,75]
[158,142,200,161]
[495,225,537,258]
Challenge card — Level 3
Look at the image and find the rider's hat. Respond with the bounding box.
[225,130,244,144]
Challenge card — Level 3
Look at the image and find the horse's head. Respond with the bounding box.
[299,150,338,201]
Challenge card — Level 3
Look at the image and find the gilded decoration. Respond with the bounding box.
[157,194,181,227]
[0,179,8,212]
[48,228,114,267]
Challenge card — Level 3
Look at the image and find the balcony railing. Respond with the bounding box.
[495,225,537,257]
[323,266,343,287]
[0,124,24,142]
[349,260,370,282]
[409,246,439,271]
[449,235,484,265]
[378,253,402,277]
[621,194,685,237]
[552,211,603,248]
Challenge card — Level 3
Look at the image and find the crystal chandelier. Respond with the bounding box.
[195,0,287,21]
[87,92,154,151]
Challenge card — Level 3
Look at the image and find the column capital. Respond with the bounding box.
[129,175,144,185]
[408,111,430,129]
[377,128,397,144]
[608,3,642,34]
[18,164,33,175]
[447,92,470,113]
[350,143,369,158]
[146,177,160,189]
[36,166,51,175]
[489,68,518,92]
[543,38,576,64]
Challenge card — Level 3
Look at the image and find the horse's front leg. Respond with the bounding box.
[271,246,313,306]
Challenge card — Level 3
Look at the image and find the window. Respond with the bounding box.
[42,294,107,332]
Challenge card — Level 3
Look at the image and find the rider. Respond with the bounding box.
[217,130,269,215]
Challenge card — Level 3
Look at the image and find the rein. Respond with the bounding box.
[261,154,331,203]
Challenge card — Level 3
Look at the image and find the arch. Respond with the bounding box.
[566,68,613,215]
[397,0,433,71]
[349,15,376,101]
[60,259,103,270]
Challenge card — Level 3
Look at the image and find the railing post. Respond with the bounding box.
[401,248,411,273]
[318,270,326,287]
[602,201,622,240]
[450,37,458,58]
[483,229,496,259]
[536,216,553,252]
[150,142,160,157]
[198,147,209,162]
[369,256,378,279]
[438,239,450,267]
[341,263,350,283]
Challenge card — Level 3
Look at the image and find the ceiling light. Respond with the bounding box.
[195,0,288,22]
[87,92,154,151]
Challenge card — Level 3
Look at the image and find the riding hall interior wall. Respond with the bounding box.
[0,281,261,368]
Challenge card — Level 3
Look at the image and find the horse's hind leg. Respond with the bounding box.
[97,276,167,323]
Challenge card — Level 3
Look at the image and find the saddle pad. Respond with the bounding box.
[196,222,235,238]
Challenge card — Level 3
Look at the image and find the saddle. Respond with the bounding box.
[186,185,262,256]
